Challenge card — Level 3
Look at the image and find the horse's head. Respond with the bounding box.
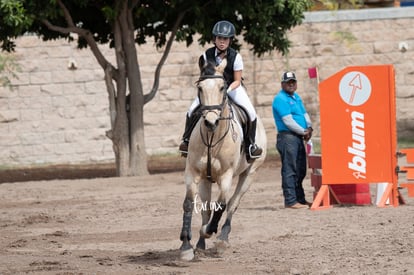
[196,58,228,132]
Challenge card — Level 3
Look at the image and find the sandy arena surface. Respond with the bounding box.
[0,159,413,274]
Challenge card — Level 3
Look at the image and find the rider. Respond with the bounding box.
[178,20,263,159]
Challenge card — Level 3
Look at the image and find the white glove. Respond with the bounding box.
[226,87,232,93]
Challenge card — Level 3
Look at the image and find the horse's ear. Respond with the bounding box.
[198,55,205,71]
[215,58,227,75]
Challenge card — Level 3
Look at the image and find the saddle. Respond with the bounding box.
[227,97,251,145]
[191,97,251,151]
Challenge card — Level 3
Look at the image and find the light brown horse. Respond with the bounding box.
[179,59,267,261]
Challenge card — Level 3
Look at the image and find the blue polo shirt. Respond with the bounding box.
[272,89,307,132]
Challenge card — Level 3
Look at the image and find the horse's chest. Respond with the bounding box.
[195,154,240,173]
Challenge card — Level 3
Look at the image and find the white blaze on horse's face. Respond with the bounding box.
[197,77,227,132]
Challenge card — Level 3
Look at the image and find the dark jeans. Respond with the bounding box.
[276,132,307,206]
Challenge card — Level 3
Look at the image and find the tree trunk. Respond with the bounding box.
[111,12,132,177]
[115,1,149,176]
[91,3,150,177]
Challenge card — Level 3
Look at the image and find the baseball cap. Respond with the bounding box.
[281,71,297,82]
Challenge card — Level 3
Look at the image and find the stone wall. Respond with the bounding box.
[1,7,413,167]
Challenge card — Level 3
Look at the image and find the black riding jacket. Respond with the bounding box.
[205,46,237,87]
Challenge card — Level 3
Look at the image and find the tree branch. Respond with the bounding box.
[41,0,118,80]
[130,0,139,9]
[143,11,186,104]
[57,0,75,27]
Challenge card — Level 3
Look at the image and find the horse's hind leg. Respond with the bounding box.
[198,179,227,247]
[206,201,226,235]
[207,171,232,241]
[218,170,252,242]
[197,198,226,249]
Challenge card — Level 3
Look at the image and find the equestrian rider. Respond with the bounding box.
[179,20,263,159]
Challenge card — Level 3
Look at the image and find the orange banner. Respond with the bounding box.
[319,65,397,185]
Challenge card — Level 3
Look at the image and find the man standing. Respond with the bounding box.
[272,71,313,209]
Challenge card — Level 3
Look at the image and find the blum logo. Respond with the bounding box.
[348,111,366,179]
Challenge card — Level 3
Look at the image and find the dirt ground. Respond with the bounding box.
[0,156,413,275]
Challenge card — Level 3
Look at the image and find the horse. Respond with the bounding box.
[179,59,267,261]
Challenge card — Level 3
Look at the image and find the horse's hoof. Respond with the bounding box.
[213,240,230,256]
[180,248,195,261]
[199,224,212,239]
[217,234,229,242]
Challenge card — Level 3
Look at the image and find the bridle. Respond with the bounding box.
[196,75,228,113]
[196,74,235,182]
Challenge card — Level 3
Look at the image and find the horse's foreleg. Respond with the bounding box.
[180,196,194,260]
[196,181,212,250]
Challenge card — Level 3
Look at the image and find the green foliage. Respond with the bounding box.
[331,30,358,48]
[398,138,414,149]
[0,0,27,26]
[0,0,34,51]
[0,52,19,87]
[311,0,364,10]
[0,0,312,56]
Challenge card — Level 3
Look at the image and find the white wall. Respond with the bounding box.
[1,7,413,167]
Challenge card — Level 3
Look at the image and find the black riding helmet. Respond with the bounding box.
[212,20,235,38]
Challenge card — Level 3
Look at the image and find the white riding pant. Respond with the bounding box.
[187,85,257,122]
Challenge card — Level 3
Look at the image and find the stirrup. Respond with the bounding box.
[179,141,189,157]
[249,144,262,159]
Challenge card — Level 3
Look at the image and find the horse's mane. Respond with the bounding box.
[198,56,217,77]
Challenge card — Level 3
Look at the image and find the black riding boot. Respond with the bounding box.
[247,118,263,159]
[179,113,200,157]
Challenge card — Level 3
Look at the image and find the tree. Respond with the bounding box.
[0,0,312,176]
